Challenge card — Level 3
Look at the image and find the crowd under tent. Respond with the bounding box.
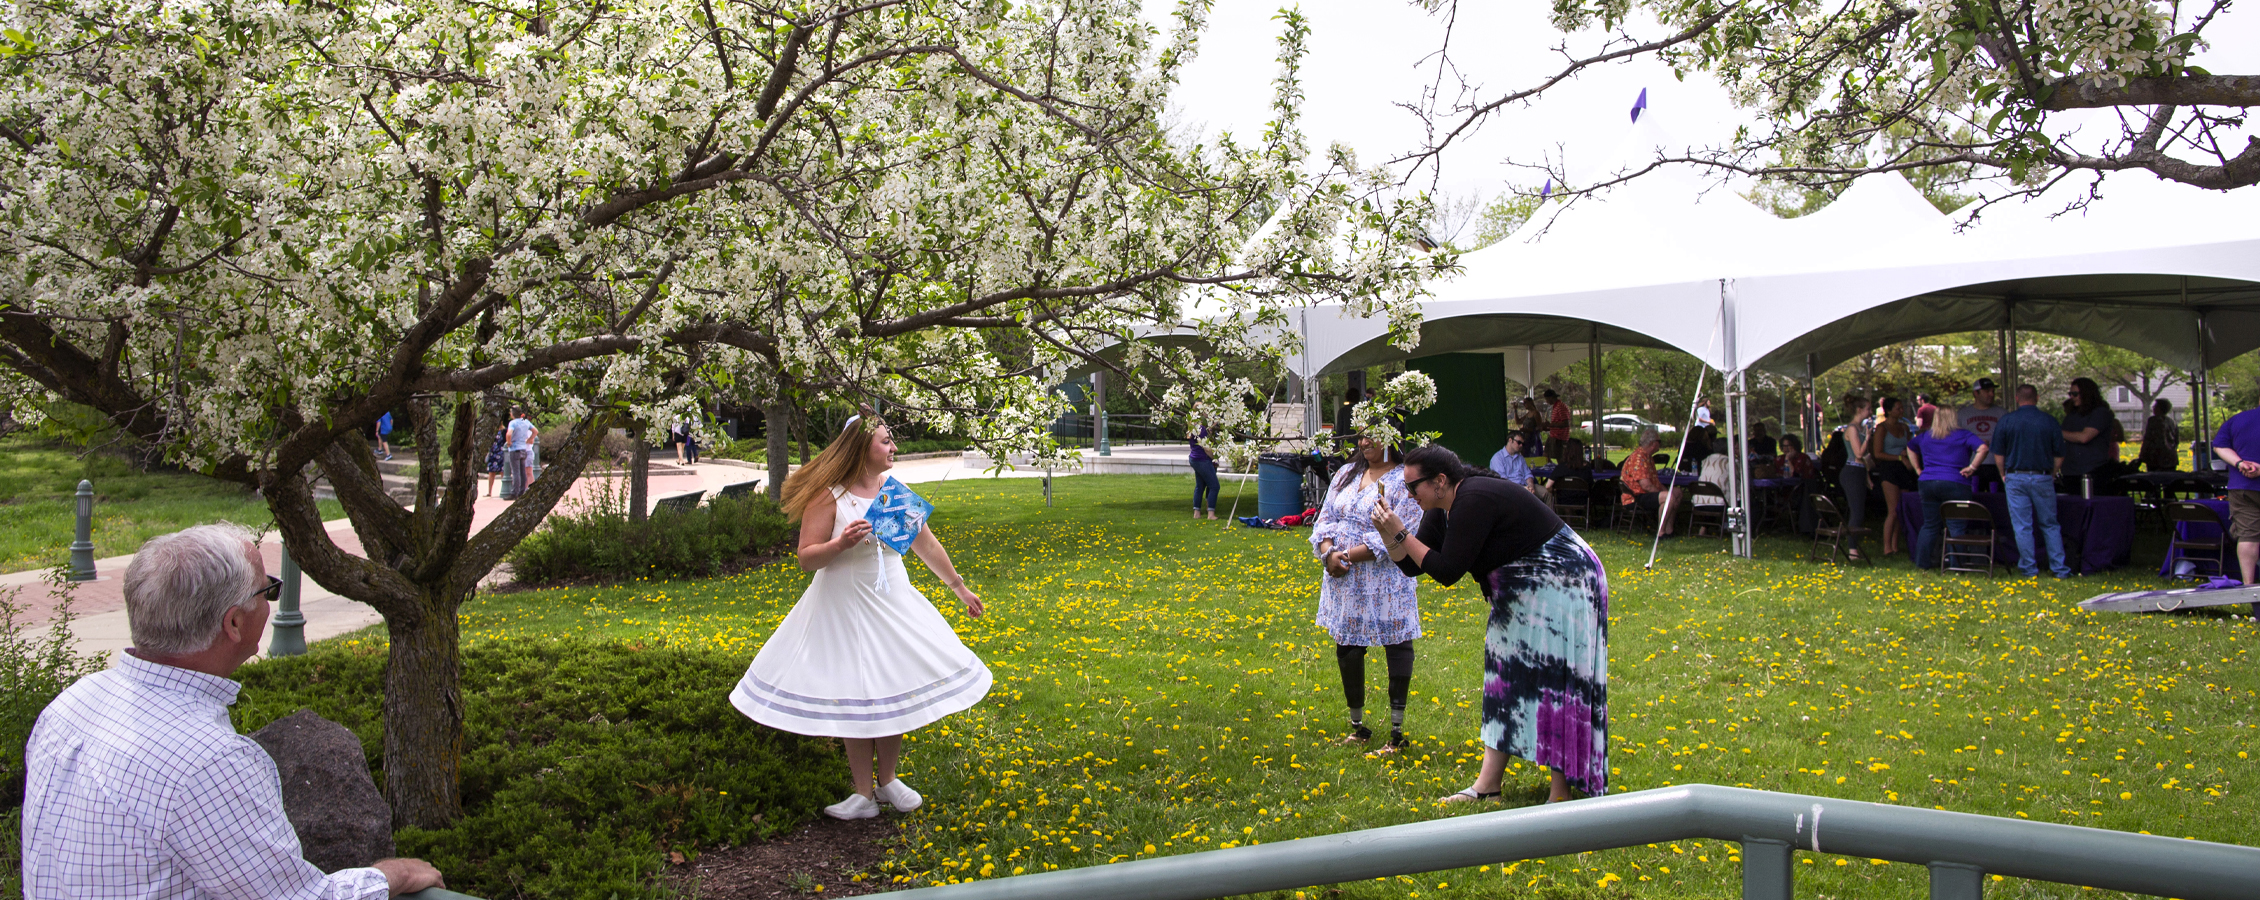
[1220,105,2260,559]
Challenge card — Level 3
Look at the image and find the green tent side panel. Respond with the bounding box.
[1403,353,1506,465]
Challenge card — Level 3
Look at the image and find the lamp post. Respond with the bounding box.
[267,546,307,657]
[68,480,96,581]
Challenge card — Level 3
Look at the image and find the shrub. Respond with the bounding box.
[231,638,846,900]
[507,488,794,583]
[2,576,112,898]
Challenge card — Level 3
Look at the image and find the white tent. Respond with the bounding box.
[1273,112,2260,557]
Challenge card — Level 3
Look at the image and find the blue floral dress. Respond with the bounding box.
[1309,465,1424,646]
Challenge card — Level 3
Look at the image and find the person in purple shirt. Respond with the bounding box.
[1904,407,1989,570]
[2211,405,2260,585]
[1188,426,1219,520]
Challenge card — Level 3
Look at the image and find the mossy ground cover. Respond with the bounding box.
[428,474,2253,898]
[0,433,343,571]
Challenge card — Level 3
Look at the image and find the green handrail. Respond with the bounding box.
[881,784,2260,900]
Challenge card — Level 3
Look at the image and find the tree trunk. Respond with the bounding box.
[765,399,791,501]
[259,404,618,828]
[629,420,650,522]
[381,593,465,828]
[796,405,808,469]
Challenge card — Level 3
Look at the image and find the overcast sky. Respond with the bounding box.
[1148,0,2260,221]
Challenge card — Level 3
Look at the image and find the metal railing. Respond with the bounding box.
[883,784,2260,900]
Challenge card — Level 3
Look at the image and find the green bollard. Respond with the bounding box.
[68,479,96,582]
[267,545,306,657]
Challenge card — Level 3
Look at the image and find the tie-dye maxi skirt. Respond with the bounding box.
[1480,525,1609,796]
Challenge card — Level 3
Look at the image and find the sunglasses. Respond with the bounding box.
[249,574,283,604]
[1405,472,1441,491]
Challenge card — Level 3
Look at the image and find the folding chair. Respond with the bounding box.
[2164,501,2231,580]
[1550,476,1592,529]
[1811,495,1868,565]
[1939,500,1998,576]
[1686,481,1729,538]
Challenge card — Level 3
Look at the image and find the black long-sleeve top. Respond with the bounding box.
[1391,476,1567,587]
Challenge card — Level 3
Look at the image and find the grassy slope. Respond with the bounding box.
[0,434,344,572]
[453,474,2255,899]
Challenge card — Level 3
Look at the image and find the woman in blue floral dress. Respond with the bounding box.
[1375,444,1608,806]
[1312,434,1425,754]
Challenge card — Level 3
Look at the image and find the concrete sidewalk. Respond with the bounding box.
[10,452,1104,664]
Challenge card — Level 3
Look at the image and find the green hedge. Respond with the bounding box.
[508,494,794,583]
[232,638,846,900]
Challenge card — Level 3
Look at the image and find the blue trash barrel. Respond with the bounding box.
[1257,454,1304,519]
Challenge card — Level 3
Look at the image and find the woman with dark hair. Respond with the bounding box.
[2139,398,2182,472]
[1311,434,1424,754]
[1835,394,1872,562]
[1867,396,1916,557]
[1189,426,1220,519]
[2060,377,2119,484]
[1372,444,1608,805]
[1514,397,1544,457]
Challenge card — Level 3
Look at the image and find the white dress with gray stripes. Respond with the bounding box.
[730,486,991,738]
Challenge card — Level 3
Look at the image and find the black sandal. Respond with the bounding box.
[1367,729,1409,756]
[1338,723,1373,745]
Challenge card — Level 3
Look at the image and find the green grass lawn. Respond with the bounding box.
[438,474,2253,899]
[0,434,344,572]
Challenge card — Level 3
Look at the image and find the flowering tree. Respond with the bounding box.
[1407,0,2257,206]
[0,0,1442,825]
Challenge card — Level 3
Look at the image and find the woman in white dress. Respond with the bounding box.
[729,411,990,820]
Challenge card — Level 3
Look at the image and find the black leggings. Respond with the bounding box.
[1336,641,1414,721]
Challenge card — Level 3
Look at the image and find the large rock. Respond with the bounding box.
[249,709,394,872]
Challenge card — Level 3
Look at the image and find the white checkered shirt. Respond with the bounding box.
[19,652,392,900]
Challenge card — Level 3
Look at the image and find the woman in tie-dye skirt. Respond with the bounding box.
[1373,444,1608,805]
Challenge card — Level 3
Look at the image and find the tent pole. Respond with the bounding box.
[2195,288,2210,459]
[1526,345,1536,398]
[1590,325,1603,466]
[1805,353,1820,449]
[1721,278,1751,559]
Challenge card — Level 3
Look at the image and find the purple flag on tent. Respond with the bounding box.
[1541,180,1552,198]
[1630,88,1648,123]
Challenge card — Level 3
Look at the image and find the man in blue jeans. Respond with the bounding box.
[1992,385,2071,578]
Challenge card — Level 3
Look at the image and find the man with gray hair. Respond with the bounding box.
[20,523,444,899]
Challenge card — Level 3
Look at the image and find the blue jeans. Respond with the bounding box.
[1191,458,1220,512]
[2004,473,2071,577]
[1915,480,1973,569]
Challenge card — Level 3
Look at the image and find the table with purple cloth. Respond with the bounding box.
[2161,498,2232,577]
[1897,492,2136,575]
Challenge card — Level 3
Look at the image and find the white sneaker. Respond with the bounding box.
[874,778,923,811]
[823,792,879,820]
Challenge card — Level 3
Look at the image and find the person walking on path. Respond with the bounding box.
[1834,394,1874,562]
[373,411,394,461]
[1189,426,1220,519]
[1312,434,1424,756]
[500,409,535,500]
[1373,445,1608,806]
[2140,399,2182,472]
[483,422,508,496]
[1995,385,2072,578]
[20,524,445,900]
[1906,407,1989,569]
[1545,390,1571,460]
[1956,379,2007,492]
[729,409,990,821]
[2210,401,2260,587]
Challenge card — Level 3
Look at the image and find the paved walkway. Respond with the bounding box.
[9,450,1103,664]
